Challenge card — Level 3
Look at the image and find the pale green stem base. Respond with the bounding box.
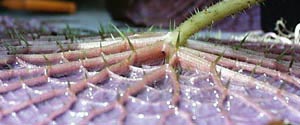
[167,0,264,46]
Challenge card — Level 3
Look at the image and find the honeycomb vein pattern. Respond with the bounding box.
[1,33,300,125]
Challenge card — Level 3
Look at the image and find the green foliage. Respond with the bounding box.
[64,24,78,42]
[175,31,181,49]
[125,24,135,33]
[111,24,136,52]
[147,25,154,32]
[98,24,106,40]
[233,33,249,50]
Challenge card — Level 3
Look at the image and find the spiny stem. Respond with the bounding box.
[168,0,264,46]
